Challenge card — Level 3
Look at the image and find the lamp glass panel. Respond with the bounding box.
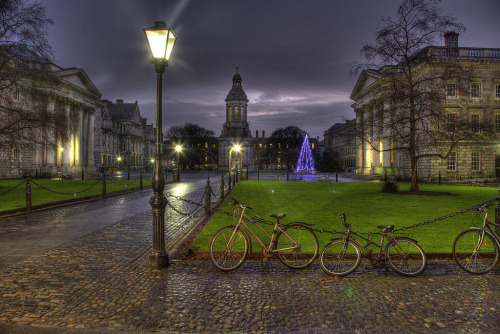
[146,30,169,58]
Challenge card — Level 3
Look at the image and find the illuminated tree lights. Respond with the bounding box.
[296,134,315,174]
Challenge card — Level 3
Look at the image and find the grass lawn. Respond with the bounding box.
[192,181,499,253]
[0,179,153,212]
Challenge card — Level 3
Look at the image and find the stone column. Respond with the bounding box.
[87,110,95,170]
[62,104,71,172]
[74,105,83,171]
[45,100,57,175]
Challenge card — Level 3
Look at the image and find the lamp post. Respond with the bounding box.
[175,145,182,170]
[144,21,177,269]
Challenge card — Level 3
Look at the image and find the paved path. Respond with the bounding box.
[0,174,499,333]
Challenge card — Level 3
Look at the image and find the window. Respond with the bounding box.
[470,83,481,99]
[471,114,481,133]
[471,152,481,171]
[496,114,500,133]
[447,152,457,171]
[446,83,457,98]
[446,113,457,132]
[496,85,500,99]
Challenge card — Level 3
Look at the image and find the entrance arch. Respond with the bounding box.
[229,147,243,170]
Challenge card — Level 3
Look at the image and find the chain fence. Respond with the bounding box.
[30,179,102,196]
[0,180,27,196]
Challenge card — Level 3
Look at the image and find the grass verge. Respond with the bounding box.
[192,181,499,253]
[0,179,153,212]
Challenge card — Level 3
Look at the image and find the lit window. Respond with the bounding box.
[471,152,481,171]
[446,83,457,98]
[471,83,481,99]
[471,114,481,133]
[447,152,457,171]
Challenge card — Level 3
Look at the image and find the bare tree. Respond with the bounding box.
[166,123,217,170]
[266,125,308,171]
[352,0,491,191]
[0,0,67,150]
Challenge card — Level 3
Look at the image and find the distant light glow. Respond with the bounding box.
[296,134,315,174]
[233,145,241,152]
[176,145,182,152]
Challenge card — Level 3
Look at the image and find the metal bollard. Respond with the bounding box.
[102,172,107,198]
[205,176,211,216]
[128,168,130,181]
[220,173,225,200]
[336,172,338,183]
[140,172,143,190]
[26,178,32,213]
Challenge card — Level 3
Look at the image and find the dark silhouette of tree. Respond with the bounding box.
[165,123,217,170]
[352,0,490,191]
[0,0,67,149]
[266,125,307,171]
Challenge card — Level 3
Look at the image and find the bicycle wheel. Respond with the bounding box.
[452,229,499,274]
[276,223,319,269]
[385,238,427,277]
[210,226,249,271]
[319,239,361,276]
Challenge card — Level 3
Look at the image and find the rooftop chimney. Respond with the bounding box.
[444,32,459,47]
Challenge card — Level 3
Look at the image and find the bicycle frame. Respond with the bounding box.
[232,206,299,253]
[343,228,392,259]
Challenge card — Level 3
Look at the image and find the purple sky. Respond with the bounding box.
[42,0,500,140]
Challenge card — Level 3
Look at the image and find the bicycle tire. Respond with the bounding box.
[276,223,318,269]
[452,229,499,274]
[385,238,427,277]
[319,239,361,276]
[210,226,249,271]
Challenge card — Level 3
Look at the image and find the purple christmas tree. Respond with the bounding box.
[296,134,315,174]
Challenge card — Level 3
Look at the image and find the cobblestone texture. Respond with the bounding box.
[0,175,499,333]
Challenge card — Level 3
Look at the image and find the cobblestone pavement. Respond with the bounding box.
[0,175,499,333]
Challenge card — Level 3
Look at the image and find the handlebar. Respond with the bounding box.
[340,212,351,229]
[231,197,253,210]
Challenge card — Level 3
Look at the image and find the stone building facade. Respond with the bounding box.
[350,33,500,182]
[96,100,155,170]
[218,69,255,172]
[324,120,356,171]
[0,58,102,179]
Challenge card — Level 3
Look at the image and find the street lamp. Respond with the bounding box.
[175,145,182,170]
[144,21,177,269]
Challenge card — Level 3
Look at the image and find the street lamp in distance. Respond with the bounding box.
[144,21,177,269]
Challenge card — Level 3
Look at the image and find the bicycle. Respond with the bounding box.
[210,198,319,271]
[452,203,500,274]
[319,213,427,277]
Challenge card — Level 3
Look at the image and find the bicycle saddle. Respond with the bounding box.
[269,213,286,220]
[377,225,394,231]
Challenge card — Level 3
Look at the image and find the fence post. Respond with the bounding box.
[258,166,260,181]
[102,172,107,198]
[140,172,143,190]
[82,169,84,180]
[220,173,225,200]
[205,176,211,216]
[128,168,130,181]
[26,178,32,213]
[439,171,442,185]
[336,172,338,183]
[287,170,289,181]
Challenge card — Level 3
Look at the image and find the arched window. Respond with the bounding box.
[235,107,239,121]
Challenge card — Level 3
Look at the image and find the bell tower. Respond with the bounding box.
[218,68,255,172]
[221,67,251,138]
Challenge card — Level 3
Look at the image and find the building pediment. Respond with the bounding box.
[350,70,381,101]
[55,68,101,98]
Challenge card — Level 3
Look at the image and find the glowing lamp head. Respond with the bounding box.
[117,156,122,162]
[150,159,155,163]
[175,145,182,152]
[59,147,64,152]
[144,21,177,61]
[233,145,241,152]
